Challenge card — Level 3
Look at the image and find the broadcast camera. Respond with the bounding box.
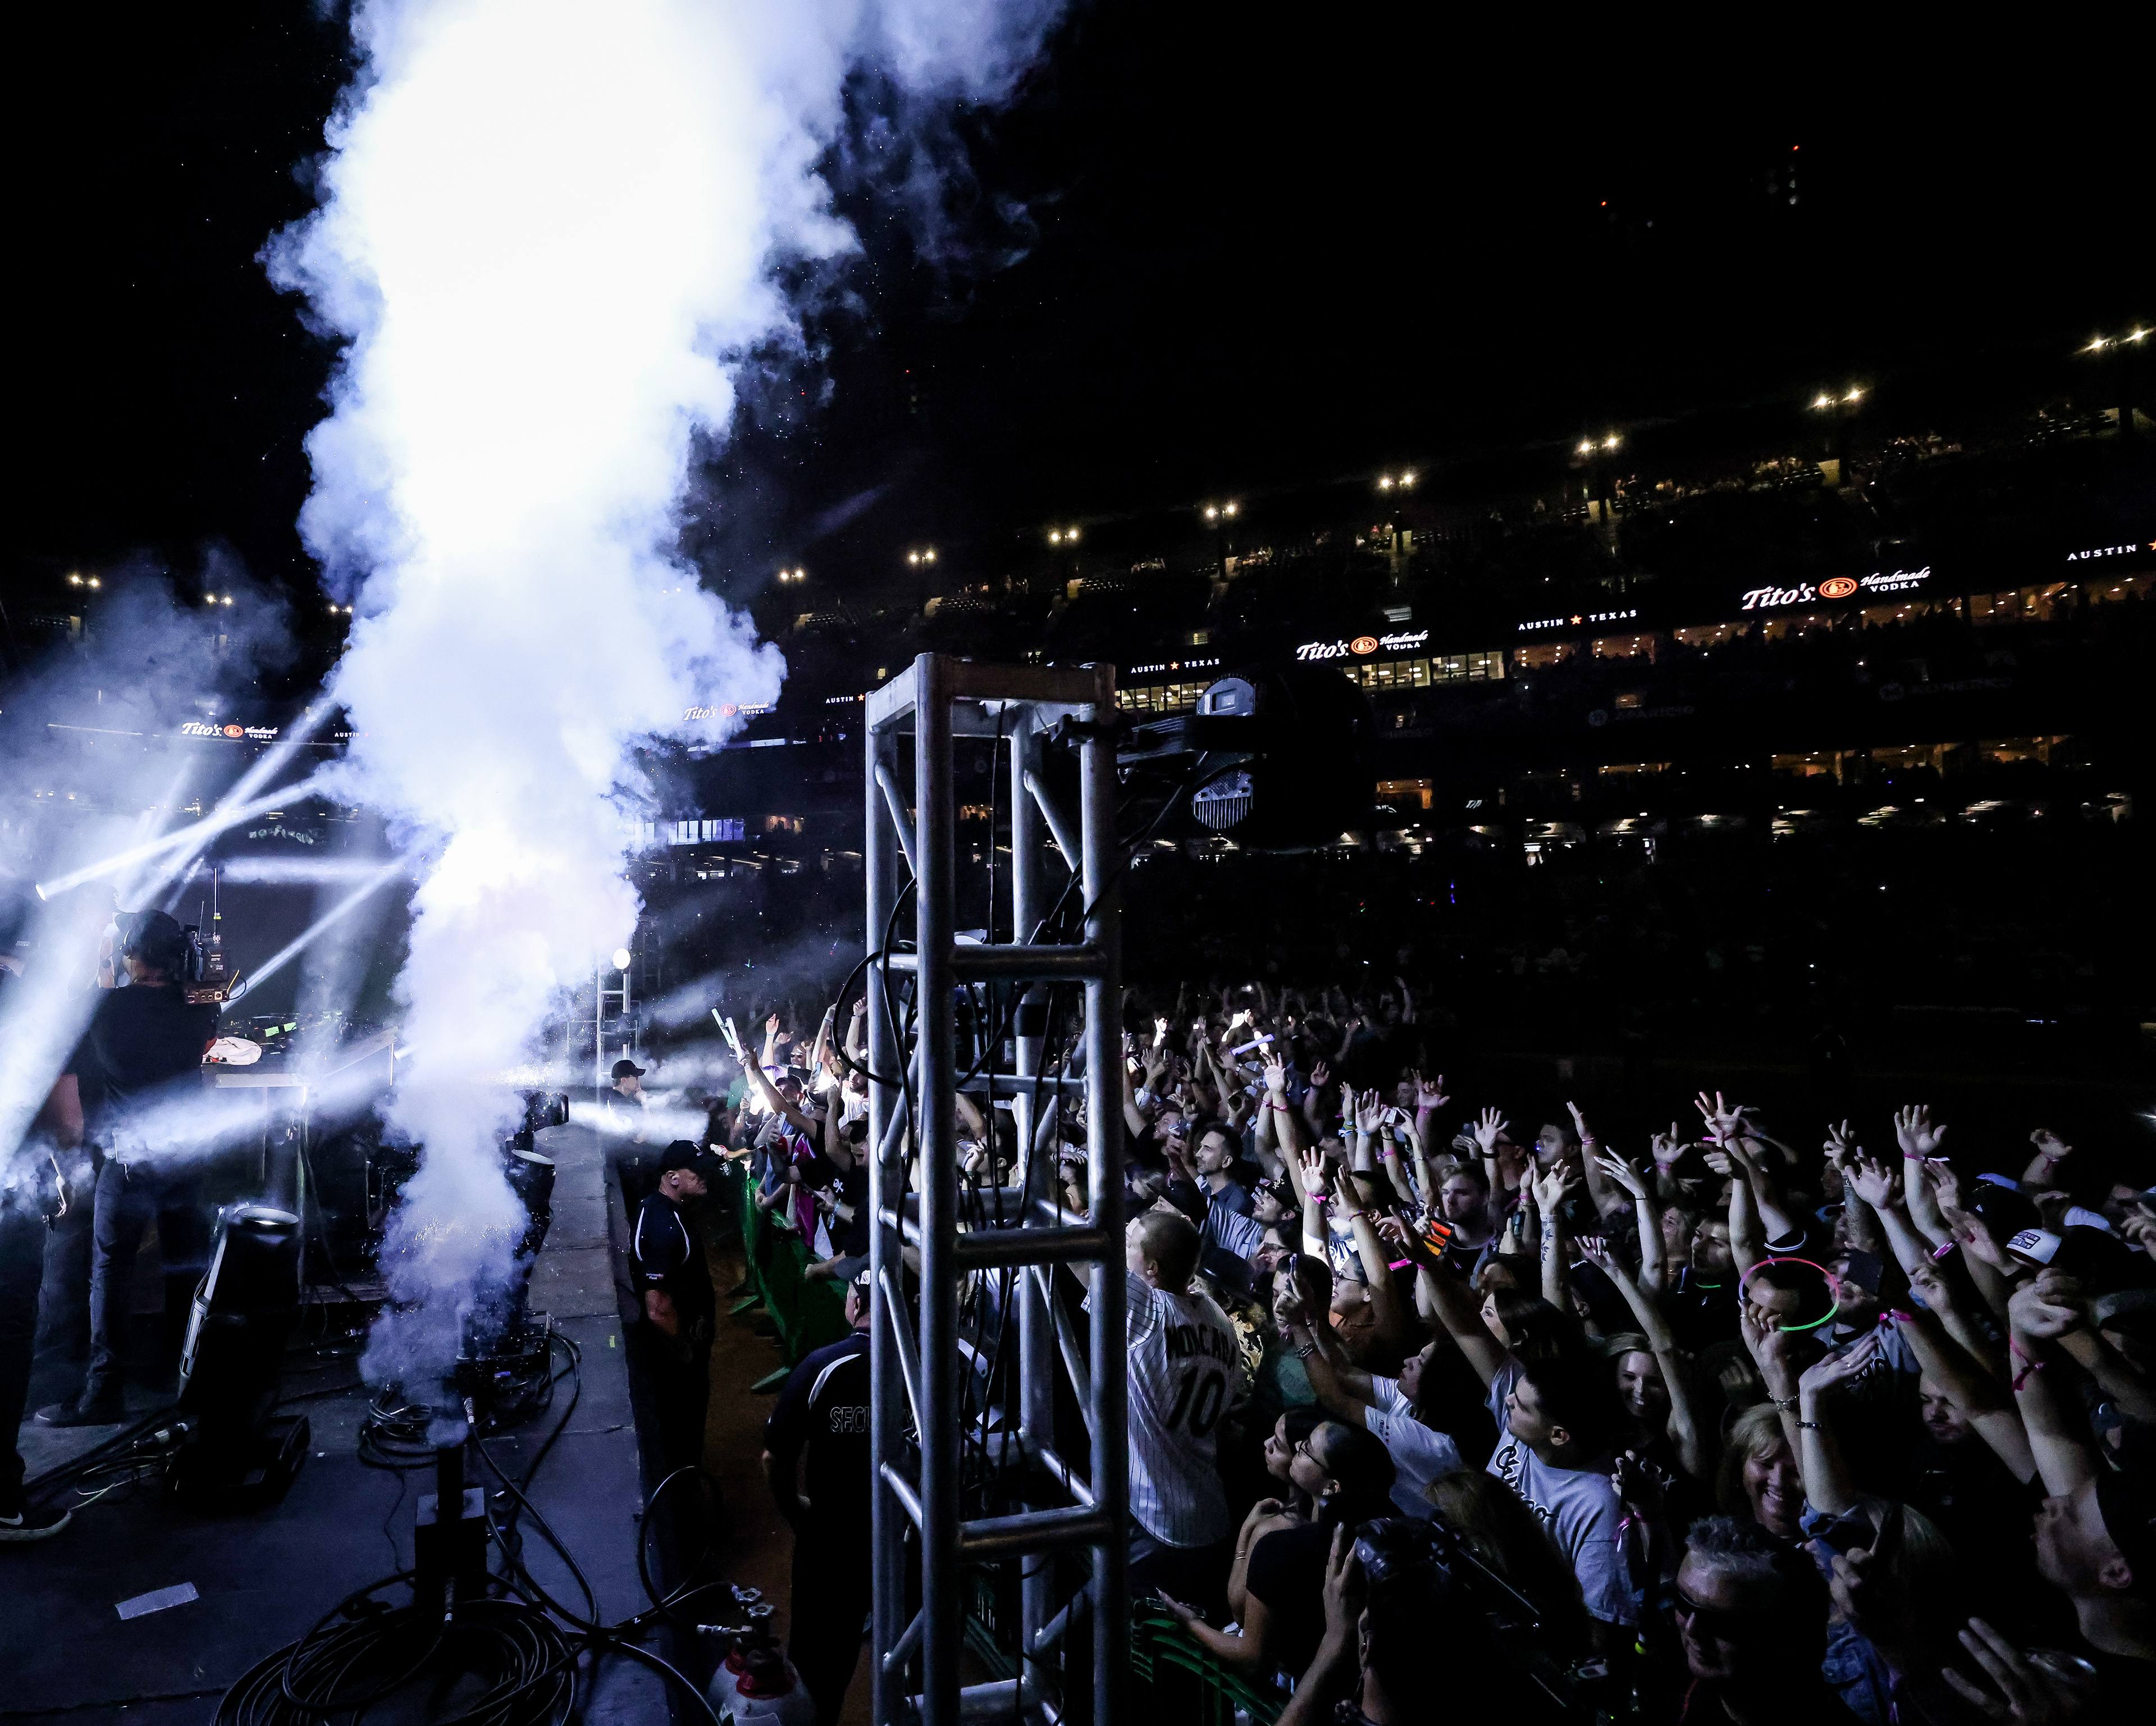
[1350,1517,1606,1722]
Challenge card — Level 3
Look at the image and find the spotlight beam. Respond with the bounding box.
[226,865,406,1004]
[132,704,338,903]
[35,779,323,902]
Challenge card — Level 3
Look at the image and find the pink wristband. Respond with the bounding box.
[1931,1240,1957,1260]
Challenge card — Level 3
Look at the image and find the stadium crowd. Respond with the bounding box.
[702,982,2154,1725]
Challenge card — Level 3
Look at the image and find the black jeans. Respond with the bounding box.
[628,1318,711,1477]
[86,1159,202,1401]
[787,1517,870,1726]
[1,1202,47,1507]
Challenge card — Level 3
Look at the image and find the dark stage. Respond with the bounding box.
[3,1122,669,1724]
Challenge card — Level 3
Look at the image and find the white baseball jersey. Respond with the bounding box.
[1123,1272,1243,1546]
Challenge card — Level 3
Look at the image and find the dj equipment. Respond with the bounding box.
[453,1091,572,1431]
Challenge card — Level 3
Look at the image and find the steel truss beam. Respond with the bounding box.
[865,656,1125,1726]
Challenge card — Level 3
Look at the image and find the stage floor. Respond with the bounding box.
[3,1124,672,1724]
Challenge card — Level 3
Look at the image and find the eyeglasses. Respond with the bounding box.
[1673,1589,1755,1641]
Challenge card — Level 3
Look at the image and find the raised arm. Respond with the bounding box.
[1568,1101,1620,1219]
[2018,1126,2074,1190]
[1278,1272,1378,1415]
[2006,1273,2102,1497]
[1793,1337,1879,1519]
[1376,1213,1504,1387]
[1596,1149,1667,1296]
[1897,1263,2036,1483]
[1531,1164,1578,1312]
[1893,1104,1953,1249]
[1579,1236,1707,1481]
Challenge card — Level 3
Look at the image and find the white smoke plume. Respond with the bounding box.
[268,0,1061,1388]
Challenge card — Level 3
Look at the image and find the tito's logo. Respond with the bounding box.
[1350,635,1380,655]
[1817,576,1860,599]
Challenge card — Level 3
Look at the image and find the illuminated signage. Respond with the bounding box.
[2064,542,2153,561]
[1516,609,1638,632]
[683,702,776,721]
[1127,656,1222,675]
[180,721,279,741]
[1740,567,1931,610]
[1294,629,1428,661]
[824,693,865,705]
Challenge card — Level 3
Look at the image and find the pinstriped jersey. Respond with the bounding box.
[1123,1272,1242,1547]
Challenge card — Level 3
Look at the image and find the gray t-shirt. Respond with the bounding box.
[1366,1375,1464,1518]
[1485,1358,1635,1624]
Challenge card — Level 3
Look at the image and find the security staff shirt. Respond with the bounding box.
[764,1330,871,1529]
[629,1192,714,1332]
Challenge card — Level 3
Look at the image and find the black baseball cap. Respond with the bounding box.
[612,1058,647,1080]
[659,1140,715,1176]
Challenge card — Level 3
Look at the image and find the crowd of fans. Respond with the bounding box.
[705,977,2154,1725]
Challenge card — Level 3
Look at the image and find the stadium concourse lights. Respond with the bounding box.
[67,572,102,589]
[906,547,937,566]
[1376,471,1417,491]
[1575,434,1621,455]
[2083,328,2149,353]
[326,602,353,615]
[1202,501,1239,521]
[1047,526,1081,544]
[777,566,807,584]
[204,592,235,605]
[1810,386,1864,409]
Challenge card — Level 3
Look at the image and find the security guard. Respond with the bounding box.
[628,1141,718,1473]
[762,1268,872,1726]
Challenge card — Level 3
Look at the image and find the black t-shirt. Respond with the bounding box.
[629,1193,714,1329]
[1664,1271,1740,1352]
[67,984,216,1140]
[1245,1520,1336,1677]
[764,1330,871,1531]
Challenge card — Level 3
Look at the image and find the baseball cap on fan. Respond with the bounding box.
[611,1058,647,1080]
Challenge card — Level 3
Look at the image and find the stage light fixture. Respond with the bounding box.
[611,946,632,971]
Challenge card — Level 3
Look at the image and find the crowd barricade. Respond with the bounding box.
[730,1163,850,1367]
[1129,1601,1287,1725]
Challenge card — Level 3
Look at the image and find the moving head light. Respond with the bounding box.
[168,1204,309,1511]
[1116,661,1376,848]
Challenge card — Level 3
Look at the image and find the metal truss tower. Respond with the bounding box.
[864,657,1127,1726]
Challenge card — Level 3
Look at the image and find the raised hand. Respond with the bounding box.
[1153,1016,1170,1046]
[766,1012,781,1035]
[1413,1070,1449,1109]
[1262,1051,1290,1097]
[1894,1103,1949,1161]
[1940,1618,2100,1724]
[1849,1156,1901,1211]
[1297,1146,1329,1198]
[1564,1099,1595,1145]
[1595,1150,1650,1203]
[1823,1120,1858,1166]
[1531,1165,1576,1216]
[2027,1127,2072,1167]
[1473,1106,1509,1155]
[1355,1090,1386,1134]
[2008,1272,2085,1343]
[1694,1089,1745,1143]
[1308,1060,1331,1090]
[1651,1121,1686,1170]
[1917,1156,1965,1218]
[1798,1331,1879,1398]
[1952,1212,2008,1271]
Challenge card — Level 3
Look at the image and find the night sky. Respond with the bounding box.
[11,6,2146,636]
